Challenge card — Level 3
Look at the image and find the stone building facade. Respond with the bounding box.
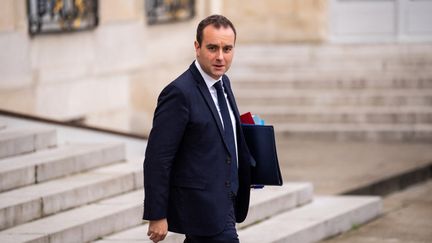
[0,0,431,136]
[0,0,208,135]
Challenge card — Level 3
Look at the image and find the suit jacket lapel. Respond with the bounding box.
[189,63,230,151]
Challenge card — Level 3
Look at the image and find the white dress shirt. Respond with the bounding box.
[194,60,238,163]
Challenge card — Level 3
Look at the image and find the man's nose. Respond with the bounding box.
[216,49,223,60]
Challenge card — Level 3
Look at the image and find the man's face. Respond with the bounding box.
[195,25,235,80]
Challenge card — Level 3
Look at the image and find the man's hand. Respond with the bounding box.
[147,218,168,243]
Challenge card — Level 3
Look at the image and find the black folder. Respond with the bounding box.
[241,124,283,186]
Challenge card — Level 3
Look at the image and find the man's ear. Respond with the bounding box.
[194,41,200,57]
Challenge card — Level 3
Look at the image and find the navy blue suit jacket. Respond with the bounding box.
[143,63,254,236]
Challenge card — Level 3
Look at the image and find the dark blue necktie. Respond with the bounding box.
[214,81,239,194]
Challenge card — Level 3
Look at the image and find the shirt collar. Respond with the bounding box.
[194,60,222,89]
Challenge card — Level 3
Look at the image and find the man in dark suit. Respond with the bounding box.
[143,15,254,243]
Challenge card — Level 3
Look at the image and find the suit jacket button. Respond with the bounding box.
[225,181,230,187]
[226,158,231,164]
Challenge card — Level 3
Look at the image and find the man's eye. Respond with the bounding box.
[208,46,216,51]
[223,47,232,53]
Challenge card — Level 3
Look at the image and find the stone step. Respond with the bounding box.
[0,190,144,243]
[229,69,432,83]
[92,183,314,243]
[92,226,184,243]
[0,127,57,159]
[233,61,432,74]
[274,123,432,142]
[234,56,432,67]
[238,106,432,125]
[0,143,125,192]
[234,51,432,62]
[232,45,432,76]
[234,49,432,59]
[229,44,432,143]
[239,182,313,229]
[234,44,432,60]
[235,90,432,107]
[230,76,432,90]
[0,159,142,230]
[238,195,382,243]
[231,64,432,77]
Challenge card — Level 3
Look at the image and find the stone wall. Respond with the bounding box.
[0,0,331,135]
[0,0,208,135]
[223,0,328,43]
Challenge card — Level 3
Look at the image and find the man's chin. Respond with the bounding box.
[212,70,226,78]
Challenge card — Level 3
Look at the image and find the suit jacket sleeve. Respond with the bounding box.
[143,84,189,220]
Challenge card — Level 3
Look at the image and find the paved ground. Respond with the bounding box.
[324,180,432,243]
[275,137,432,242]
[277,137,432,195]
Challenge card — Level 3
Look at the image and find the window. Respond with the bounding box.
[27,0,98,35]
[145,0,195,25]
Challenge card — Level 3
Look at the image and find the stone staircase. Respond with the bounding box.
[230,44,432,142]
[0,119,381,243]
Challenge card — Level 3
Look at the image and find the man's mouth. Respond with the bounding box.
[213,64,224,69]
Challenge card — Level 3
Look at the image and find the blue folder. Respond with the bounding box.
[241,124,283,186]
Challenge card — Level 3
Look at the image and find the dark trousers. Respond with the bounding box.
[184,195,239,243]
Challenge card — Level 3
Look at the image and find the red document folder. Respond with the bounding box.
[240,112,255,125]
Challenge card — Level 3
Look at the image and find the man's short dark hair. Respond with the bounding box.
[196,15,236,46]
